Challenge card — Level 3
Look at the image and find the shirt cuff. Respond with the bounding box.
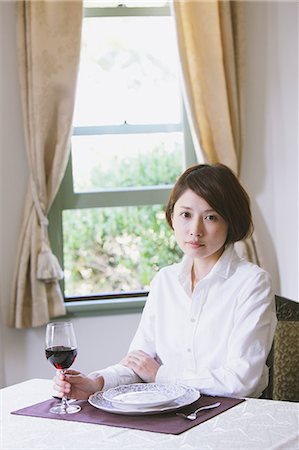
[89,364,142,391]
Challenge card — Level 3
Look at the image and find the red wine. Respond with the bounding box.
[45,346,77,370]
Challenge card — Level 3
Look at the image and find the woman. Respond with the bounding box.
[53,163,277,399]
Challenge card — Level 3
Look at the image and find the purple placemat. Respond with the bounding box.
[11,394,245,435]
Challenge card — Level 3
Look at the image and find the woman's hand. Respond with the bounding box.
[53,369,104,400]
[121,350,161,382]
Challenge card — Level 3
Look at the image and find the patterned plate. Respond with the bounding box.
[88,384,200,415]
[103,383,187,409]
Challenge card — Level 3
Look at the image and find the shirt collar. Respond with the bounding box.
[210,244,240,279]
[177,244,240,287]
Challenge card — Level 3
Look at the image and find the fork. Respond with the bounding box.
[176,401,221,420]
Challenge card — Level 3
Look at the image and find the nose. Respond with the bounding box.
[190,231,203,237]
[190,218,203,237]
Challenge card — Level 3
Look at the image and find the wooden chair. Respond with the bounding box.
[263,295,299,401]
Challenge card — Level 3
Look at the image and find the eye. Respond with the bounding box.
[181,211,191,218]
[205,214,217,221]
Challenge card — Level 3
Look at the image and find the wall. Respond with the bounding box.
[0,1,298,388]
[242,0,298,300]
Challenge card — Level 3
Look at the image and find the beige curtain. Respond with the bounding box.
[9,1,83,328]
[173,0,261,265]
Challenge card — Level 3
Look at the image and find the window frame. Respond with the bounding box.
[48,2,197,317]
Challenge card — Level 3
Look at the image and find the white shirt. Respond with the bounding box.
[90,245,277,398]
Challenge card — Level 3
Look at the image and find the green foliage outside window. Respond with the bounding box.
[63,147,183,297]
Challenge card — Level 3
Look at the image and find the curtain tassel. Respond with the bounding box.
[37,241,64,283]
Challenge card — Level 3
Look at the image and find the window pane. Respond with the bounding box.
[73,16,181,126]
[62,206,182,297]
[71,132,184,192]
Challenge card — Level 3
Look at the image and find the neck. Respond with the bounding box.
[191,247,226,289]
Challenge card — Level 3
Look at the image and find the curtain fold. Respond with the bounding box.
[9,1,83,328]
[173,0,261,265]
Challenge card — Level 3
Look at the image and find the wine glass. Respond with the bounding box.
[45,321,81,414]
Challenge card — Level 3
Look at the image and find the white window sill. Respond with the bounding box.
[64,296,146,318]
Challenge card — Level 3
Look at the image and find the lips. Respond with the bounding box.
[187,241,204,248]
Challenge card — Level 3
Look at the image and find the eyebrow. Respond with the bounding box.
[178,206,216,213]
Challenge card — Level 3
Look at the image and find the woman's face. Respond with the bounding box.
[172,189,229,264]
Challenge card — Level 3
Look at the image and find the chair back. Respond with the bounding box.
[265,295,299,401]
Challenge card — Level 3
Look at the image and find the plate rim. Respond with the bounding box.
[102,382,187,408]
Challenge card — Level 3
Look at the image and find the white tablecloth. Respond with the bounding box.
[1,379,298,450]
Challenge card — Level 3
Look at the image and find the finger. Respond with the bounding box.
[53,379,64,390]
[122,359,139,371]
[134,350,148,357]
[64,372,83,382]
[121,358,134,368]
[53,385,67,397]
[64,369,80,376]
[128,353,147,365]
[120,351,139,367]
[128,350,144,357]
[127,359,142,370]
[53,374,66,388]
[130,350,151,358]
[53,380,71,393]
[53,373,71,391]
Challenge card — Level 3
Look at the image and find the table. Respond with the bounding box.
[1,379,298,450]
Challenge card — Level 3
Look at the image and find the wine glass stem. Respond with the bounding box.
[61,395,68,412]
[61,369,68,412]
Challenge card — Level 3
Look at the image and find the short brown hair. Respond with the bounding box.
[165,164,253,244]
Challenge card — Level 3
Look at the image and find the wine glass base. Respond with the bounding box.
[49,404,81,414]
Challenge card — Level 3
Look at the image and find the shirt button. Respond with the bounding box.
[191,318,196,323]
[187,348,191,353]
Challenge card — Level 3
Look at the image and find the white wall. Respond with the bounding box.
[242,0,298,299]
[0,1,298,388]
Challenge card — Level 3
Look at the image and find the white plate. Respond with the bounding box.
[88,385,200,415]
[103,383,187,409]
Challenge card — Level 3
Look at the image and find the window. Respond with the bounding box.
[49,1,197,309]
